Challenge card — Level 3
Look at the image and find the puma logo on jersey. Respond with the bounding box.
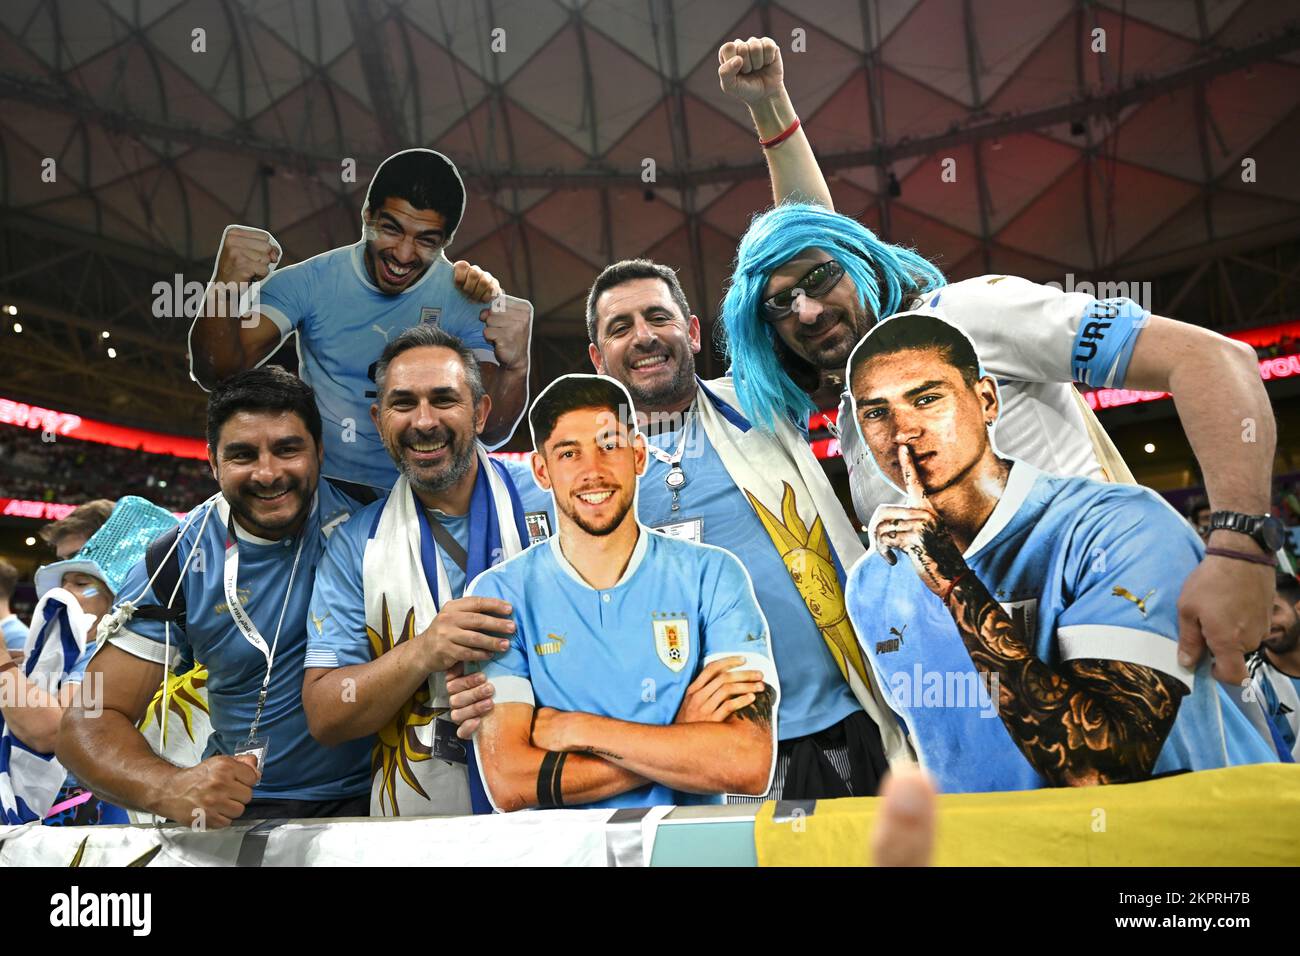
[535,634,565,656]
[1112,586,1155,617]
[371,323,391,342]
[876,624,907,655]
[311,611,329,636]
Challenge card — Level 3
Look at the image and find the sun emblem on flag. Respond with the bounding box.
[745,483,872,690]
[369,596,437,814]
[140,665,210,744]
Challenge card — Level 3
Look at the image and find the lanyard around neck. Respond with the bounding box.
[223,515,307,741]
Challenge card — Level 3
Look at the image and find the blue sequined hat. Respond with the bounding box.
[34,496,180,599]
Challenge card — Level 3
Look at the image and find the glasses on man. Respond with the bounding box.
[762,259,847,323]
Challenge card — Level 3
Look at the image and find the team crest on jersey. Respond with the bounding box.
[420,307,441,325]
[525,511,551,546]
[652,613,690,673]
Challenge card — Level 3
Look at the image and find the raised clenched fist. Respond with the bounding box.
[215,225,281,286]
[718,36,784,106]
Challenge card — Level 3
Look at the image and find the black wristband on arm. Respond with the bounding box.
[537,751,567,808]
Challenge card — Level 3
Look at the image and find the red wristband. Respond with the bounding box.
[1204,546,1277,567]
[759,117,800,149]
[942,569,970,604]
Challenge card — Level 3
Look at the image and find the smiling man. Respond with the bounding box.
[189,148,533,497]
[468,374,777,812]
[302,324,531,816]
[842,314,1274,793]
[719,36,1279,691]
[58,368,369,826]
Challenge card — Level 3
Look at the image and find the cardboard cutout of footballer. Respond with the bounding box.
[842,313,1276,794]
[467,374,779,811]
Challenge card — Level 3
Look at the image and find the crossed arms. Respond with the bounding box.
[477,656,776,811]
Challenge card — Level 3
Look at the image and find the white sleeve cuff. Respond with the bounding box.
[303,648,341,669]
[107,628,183,669]
[1057,624,1194,691]
[256,302,294,337]
[492,675,534,706]
[702,651,780,697]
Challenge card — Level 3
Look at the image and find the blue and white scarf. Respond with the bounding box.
[0,589,91,824]
[363,444,527,816]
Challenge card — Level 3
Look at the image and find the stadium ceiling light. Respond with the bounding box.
[12,322,21,334]
[4,305,16,315]
[25,536,36,546]
[101,330,110,339]
[1144,442,1156,453]
[106,347,117,359]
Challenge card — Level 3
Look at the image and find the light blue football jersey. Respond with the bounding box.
[469,529,778,810]
[104,482,370,801]
[1,615,26,652]
[845,461,1276,794]
[255,243,495,491]
[637,394,859,740]
[495,456,555,548]
[305,459,546,670]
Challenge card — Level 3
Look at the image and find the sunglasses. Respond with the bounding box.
[761,259,847,323]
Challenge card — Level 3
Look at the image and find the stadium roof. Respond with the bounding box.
[2,0,1299,432]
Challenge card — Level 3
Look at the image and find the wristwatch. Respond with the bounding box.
[1207,511,1285,553]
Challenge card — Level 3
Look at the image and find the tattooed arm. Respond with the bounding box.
[870,460,1186,786]
[476,702,651,812]
[939,564,1185,785]
[530,677,776,797]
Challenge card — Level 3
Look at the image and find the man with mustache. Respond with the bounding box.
[448,38,912,800]
[189,148,533,500]
[59,367,370,826]
[842,314,1274,792]
[303,324,531,816]
[470,374,777,811]
[1241,574,1300,761]
[450,260,910,799]
[718,36,1280,691]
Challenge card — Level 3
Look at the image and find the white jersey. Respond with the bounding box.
[838,275,1148,523]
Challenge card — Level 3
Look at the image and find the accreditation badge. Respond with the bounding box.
[652,613,690,673]
[654,517,703,544]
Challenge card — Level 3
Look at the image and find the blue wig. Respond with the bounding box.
[720,203,947,431]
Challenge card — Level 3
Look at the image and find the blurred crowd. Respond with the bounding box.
[0,427,215,512]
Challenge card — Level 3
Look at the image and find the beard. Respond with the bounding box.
[796,302,874,372]
[228,477,312,536]
[1264,618,1300,656]
[557,485,635,537]
[387,424,477,495]
[613,342,696,411]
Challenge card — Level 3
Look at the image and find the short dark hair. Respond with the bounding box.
[585,259,692,345]
[365,149,466,240]
[1278,572,1300,606]
[38,499,114,548]
[206,366,322,451]
[529,375,636,453]
[372,324,485,405]
[0,557,18,601]
[848,313,982,389]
